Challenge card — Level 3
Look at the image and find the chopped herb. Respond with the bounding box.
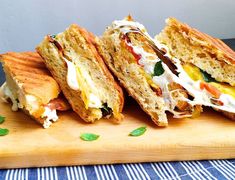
[153,61,164,76]
[0,128,9,136]
[200,69,217,82]
[0,116,5,124]
[101,103,112,117]
[80,133,99,141]
[129,126,147,137]
[50,34,56,39]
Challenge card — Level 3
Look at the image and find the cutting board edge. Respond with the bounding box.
[1,146,235,169]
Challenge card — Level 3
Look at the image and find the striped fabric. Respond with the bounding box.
[1,159,235,180]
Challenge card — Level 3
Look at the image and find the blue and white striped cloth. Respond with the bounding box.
[1,159,235,180]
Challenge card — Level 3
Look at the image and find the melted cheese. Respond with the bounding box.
[183,64,235,99]
[210,82,235,99]
[42,107,58,128]
[1,82,59,128]
[25,95,40,112]
[180,63,235,113]
[112,18,235,116]
[1,82,20,111]
[112,19,193,117]
[64,57,102,109]
[65,59,80,90]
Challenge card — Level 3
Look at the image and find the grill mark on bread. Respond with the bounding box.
[3,52,44,62]
[10,66,50,76]
[0,51,63,127]
[3,57,45,68]
[2,54,45,68]
[1,52,60,105]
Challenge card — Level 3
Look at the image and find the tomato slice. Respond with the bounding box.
[200,82,221,99]
[46,98,70,111]
[122,35,142,64]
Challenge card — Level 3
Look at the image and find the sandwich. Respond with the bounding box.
[155,17,235,120]
[0,52,70,128]
[96,15,202,126]
[36,24,124,123]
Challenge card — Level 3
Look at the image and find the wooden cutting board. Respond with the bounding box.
[1,95,235,169]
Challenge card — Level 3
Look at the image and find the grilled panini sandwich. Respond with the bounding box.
[97,16,202,126]
[36,24,124,123]
[156,17,235,119]
[0,52,70,128]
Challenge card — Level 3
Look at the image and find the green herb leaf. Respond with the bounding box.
[200,69,217,82]
[50,34,56,39]
[129,126,147,137]
[80,133,99,141]
[101,103,112,117]
[153,61,164,76]
[0,116,5,124]
[0,128,9,136]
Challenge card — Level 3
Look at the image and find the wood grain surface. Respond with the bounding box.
[1,95,235,169]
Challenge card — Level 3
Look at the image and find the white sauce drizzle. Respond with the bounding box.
[42,107,58,128]
[64,59,80,90]
[64,57,102,108]
[173,57,235,113]
[112,19,190,117]
[1,82,21,111]
[112,19,235,115]
[1,82,59,128]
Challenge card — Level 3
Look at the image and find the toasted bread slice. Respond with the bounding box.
[156,17,235,120]
[98,16,206,126]
[156,17,235,86]
[36,24,124,123]
[0,52,69,128]
[96,16,171,126]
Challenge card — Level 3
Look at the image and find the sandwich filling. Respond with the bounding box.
[48,35,113,117]
[168,56,235,113]
[64,58,102,109]
[110,18,235,115]
[110,18,200,118]
[154,18,235,115]
[1,82,61,128]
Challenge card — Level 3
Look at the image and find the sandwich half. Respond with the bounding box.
[0,52,70,128]
[156,17,235,119]
[36,24,124,123]
[97,16,202,126]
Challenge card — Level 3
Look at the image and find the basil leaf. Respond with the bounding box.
[129,126,147,137]
[0,116,5,124]
[0,128,9,136]
[50,34,56,39]
[153,61,164,76]
[101,103,112,117]
[200,69,217,82]
[80,133,99,141]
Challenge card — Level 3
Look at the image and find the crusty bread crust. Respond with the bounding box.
[157,18,235,120]
[37,24,124,123]
[222,111,235,120]
[0,52,62,126]
[0,52,60,104]
[97,27,168,126]
[76,25,124,120]
[157,17,235,86]
[160,17,235,64]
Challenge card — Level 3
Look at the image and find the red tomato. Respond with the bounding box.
[200,82,221,99]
